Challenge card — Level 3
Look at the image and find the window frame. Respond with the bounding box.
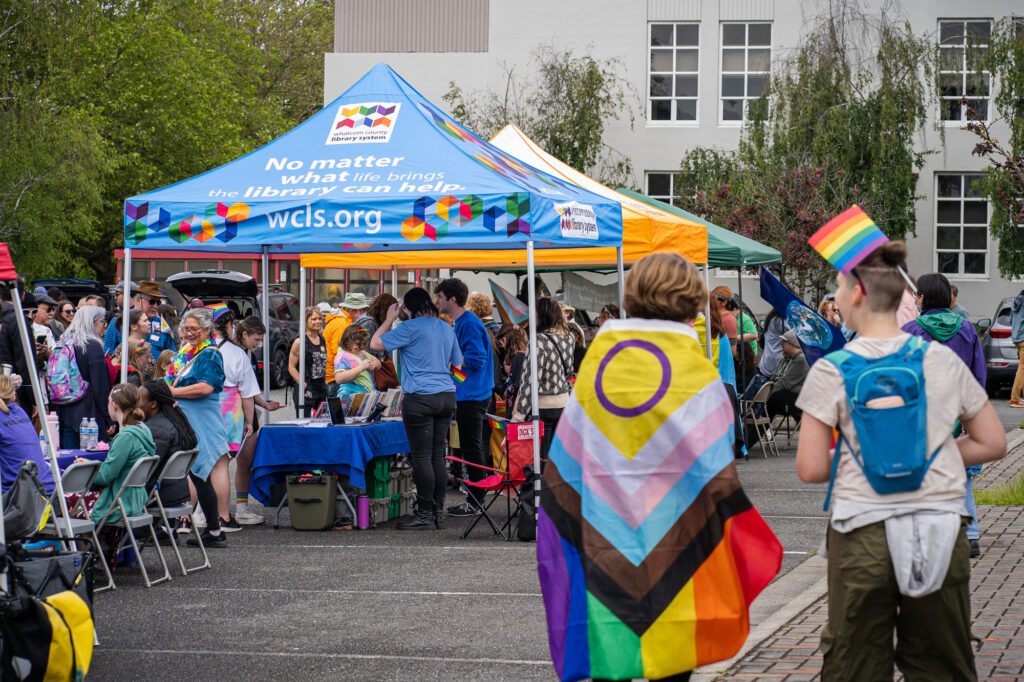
[645,171,681,205]
[718,21,772,126]
[934,172,990,279]
[936,18,993,126]
[646,21,702,126]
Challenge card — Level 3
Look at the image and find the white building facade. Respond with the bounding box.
[325,0,1019,318]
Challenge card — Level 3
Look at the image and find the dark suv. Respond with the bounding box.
[166,270,299,389]
[978,296,1018,397]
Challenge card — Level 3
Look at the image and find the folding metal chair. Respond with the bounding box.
[741,381,779,458]
[147,449,210,576]
[773,413,802,447]
[94,456,172,588]
[41,459,116,593]
[445,415,531,541]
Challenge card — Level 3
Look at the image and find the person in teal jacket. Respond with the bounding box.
[78,383,156,524]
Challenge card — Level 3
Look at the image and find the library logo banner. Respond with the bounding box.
[326,103,400,145]
[555,202,599,240]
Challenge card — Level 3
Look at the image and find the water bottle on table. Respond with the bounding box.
[88,418,98,450]
[80,418,89,450]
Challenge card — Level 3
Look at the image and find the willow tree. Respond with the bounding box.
[967,19,1024,278]
[677,4,935,296]
[443,46,638,187]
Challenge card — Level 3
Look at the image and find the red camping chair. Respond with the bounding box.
[446,415,540,541]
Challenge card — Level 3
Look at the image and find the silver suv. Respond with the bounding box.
[978,297,1018,397]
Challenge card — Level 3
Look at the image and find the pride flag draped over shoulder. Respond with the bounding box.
[538,319,782,681]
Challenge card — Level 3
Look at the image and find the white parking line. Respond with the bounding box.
[761,515,829,520]
[160,586,542,598]
[95,649,551,666]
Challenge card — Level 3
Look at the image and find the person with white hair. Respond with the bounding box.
[53,305,113,448]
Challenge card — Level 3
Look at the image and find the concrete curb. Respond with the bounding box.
[691,555,828,681]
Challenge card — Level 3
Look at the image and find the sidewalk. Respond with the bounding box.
[716,442,1024,681]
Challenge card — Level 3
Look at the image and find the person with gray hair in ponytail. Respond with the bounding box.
[53,305,113,449]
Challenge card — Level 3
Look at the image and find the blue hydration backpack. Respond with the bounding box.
[823,336,941,510]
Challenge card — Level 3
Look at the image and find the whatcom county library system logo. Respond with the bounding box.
[326,102,400,145]
[555,202,599,240]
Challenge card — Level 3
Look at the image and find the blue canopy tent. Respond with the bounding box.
[122,63,623,488]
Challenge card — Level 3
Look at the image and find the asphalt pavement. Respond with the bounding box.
[85,393,1016,681]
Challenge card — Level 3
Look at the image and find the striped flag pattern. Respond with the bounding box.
[538,319,782,681]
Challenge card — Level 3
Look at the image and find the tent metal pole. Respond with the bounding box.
[120,248,132,384]
[298,265,307,417]
[10,281,75,548]
[526,241,542,516]
[615,246,625,318]
[391,265,398,296]
[737,266,747,390]
[704,265,712,361]
[261,247,270,401]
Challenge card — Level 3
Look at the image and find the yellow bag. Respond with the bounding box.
[1,589,94,682]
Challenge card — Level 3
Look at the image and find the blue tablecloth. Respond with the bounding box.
[250,421,410,506]
[56,449,106,471]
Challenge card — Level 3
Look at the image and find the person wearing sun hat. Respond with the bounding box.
[104,280,176,361]
[323,292,369,385]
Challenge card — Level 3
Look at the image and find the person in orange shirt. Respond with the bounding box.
[323,293,369,385]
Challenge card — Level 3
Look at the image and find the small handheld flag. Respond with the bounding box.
[808,205,888,274]
[451,366,467,383]
[487,417,505,432]
[205,302,230,321]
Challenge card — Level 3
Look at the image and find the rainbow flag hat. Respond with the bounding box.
[205,302,231,321]
[808,205,889,274]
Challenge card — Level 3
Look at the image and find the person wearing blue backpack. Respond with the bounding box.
[795,213,1006,681]
[902,273,986,558]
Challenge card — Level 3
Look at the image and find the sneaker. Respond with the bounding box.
[969,539,981,559]
[176,518,193,535]
[447,501,481,517]
[234,507,265,526]
[192,507,207,529]
[1010,401,1024,409]
[219,517,243,533]
[188,530,227,548]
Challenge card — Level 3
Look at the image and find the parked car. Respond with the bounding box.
[977,296,1018,397]
[33,278,112,308]
[165,270,299,389]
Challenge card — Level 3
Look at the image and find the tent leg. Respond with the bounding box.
[704,265,712,361]
[299,265,307,417]
[615,246,625,318]
[10,282,76,549]
[737,267,747,390]
[391,265,398,296]
[120,249,132,383]
[261,247,271,401]
[526,241,542,519]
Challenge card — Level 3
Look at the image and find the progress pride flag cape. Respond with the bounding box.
[538,319,782,681]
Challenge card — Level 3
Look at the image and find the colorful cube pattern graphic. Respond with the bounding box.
[402,193,530,242]
[124,201,249,245]
[336,104,397,130]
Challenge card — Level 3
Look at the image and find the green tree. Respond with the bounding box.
[0,0,332,281]
[443,45,639,187]
[966,19,1024,278]
[677,4,935,296]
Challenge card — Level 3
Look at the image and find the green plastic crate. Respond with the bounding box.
[365,457,391,499]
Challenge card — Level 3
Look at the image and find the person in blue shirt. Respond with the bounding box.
[371,287,462,530]
[434,278,496,517]
[0,374,54,495]
[104,280,176,361]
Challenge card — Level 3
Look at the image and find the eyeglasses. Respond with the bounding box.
[142,297,160,306]
[62,308,74,315]
[181,325,203,335]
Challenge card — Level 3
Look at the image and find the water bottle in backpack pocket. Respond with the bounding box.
[823,336,942,510]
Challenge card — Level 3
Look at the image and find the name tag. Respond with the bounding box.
[149,334,162,344]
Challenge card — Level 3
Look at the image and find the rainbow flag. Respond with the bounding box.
[539,319,782,681]
[489,279,529,325]
[451,365,467,383]
[205,302,230,321]
[487,417,506,432]
[808,204,889,273]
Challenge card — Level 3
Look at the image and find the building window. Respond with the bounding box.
[936,173,989,276]
[646,171,681,205]
[938,19,991,122]
[720,22,771,123]
[648,23,700,122]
